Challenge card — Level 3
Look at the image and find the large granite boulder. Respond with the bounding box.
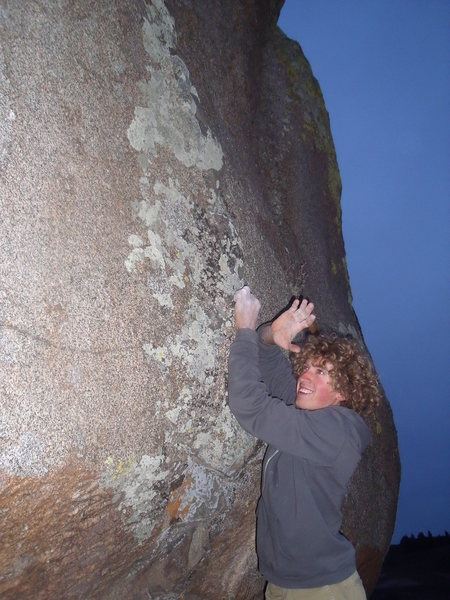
[0,1,400,598]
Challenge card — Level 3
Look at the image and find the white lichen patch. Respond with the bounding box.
[128,234,143,247]
[143,0,176,61]
[152,292,174,310]
[124,247,146,273]
[143,297,221,384]
[126,1,223,171]
[192,404,256,475]
[165,406,181,424]
[103,453,170,543]
[127,175,243,329]
[216,234,246,294]
[170,387,194,431]
[161,381,255,476]
[143,343,173,367]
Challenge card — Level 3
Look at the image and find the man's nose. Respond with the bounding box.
[300,369,312,382]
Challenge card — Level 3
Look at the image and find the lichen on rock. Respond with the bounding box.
[127,2,223,172]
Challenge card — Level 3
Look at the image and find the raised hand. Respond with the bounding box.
[233,286,261,331]
[262,298,315,352]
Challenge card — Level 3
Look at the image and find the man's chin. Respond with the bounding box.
[296,393,309,406]
[295,398,309,410]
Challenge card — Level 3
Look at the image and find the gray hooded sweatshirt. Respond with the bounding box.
[228,328,371,589]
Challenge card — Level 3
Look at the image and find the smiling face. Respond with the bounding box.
[295,360,344,410]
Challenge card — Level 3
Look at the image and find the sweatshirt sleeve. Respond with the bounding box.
[228,329,369,466]
[257,328,296,405]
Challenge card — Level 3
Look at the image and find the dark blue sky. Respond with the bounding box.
[278,1,450,543]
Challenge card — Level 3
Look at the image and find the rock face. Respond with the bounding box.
[0,1,400,598]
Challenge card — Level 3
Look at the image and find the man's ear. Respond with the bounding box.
[335,392,345,404]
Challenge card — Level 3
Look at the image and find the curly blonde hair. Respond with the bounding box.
[290,333,381,417]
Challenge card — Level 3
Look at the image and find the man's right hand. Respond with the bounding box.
[261,298,315,353]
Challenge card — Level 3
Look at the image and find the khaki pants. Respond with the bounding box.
[265,571,366,600]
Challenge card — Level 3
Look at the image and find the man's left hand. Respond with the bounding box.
[233,286,261,330]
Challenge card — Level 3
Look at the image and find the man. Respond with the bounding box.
[228,286,380,599]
